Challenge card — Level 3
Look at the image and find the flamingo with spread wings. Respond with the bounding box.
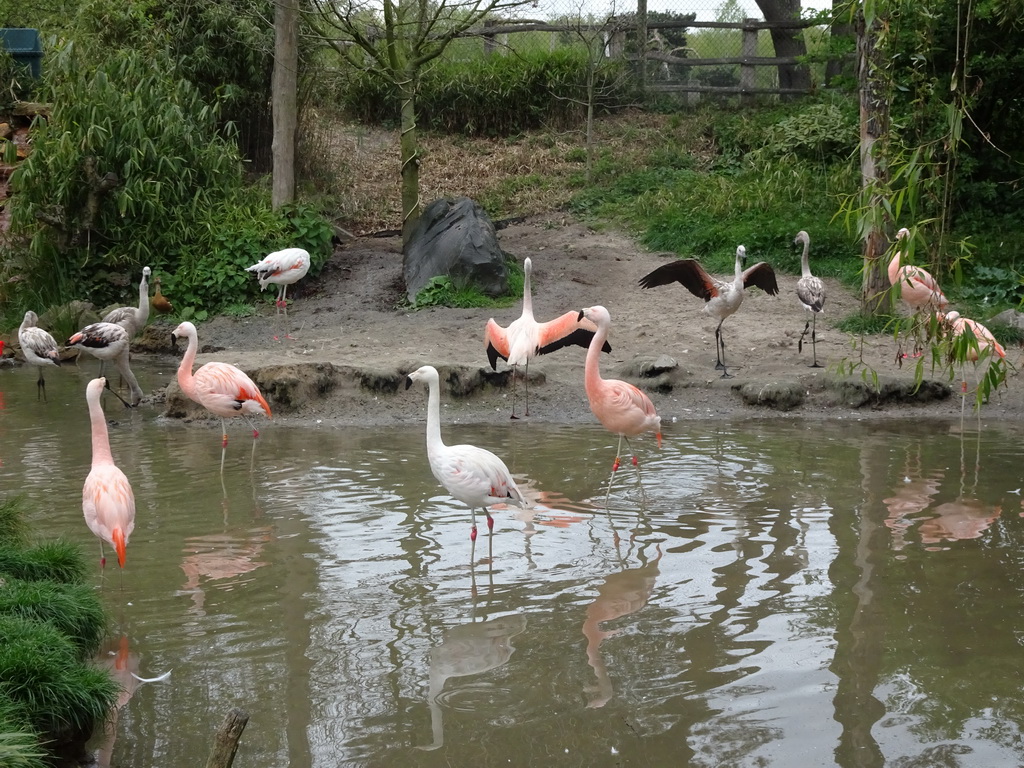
[485,256,610,418]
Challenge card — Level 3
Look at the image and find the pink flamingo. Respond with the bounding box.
[18,310,61,401]
[171,321,272,451]
[639,245,779,377]
[245,247,311,340]
[67,322,142,406]
[941,311,1006,362]
[888,228,948,358]
[485,256,610,418]
[406,364,526,562]
[887,228,948,313]
[82,377,135,568]
[578,305,662,500]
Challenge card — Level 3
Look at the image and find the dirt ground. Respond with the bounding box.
[157,213,1024,427]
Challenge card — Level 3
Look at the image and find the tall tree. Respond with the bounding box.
[753,0,811,94]
[309,0,535,243]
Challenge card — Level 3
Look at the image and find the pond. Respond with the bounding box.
[1,359,1023,767]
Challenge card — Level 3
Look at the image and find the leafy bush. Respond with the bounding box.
[411,260,525,309]
[338,48,634,136]
[1,42,333,326]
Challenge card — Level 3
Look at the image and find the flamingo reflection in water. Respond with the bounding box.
[418,613,528,751]
[179,530,271,616]
[583,542,663,708]
[91,635,170,768]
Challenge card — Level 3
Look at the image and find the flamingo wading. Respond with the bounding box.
[485,256,611,418]
[639,246,779,378]
[67,322,143,407]
[18,310,61,401]
[794,230,826,367]
[406,365,526,561]
[245,247,311,340]
[578,305,662,501]
[82,377,136,568]
[171,321,272,452]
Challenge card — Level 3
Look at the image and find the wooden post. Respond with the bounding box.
[205,708,250,768]
[483,19,496,56]
[740,19,757,105]
[637,0,648,93]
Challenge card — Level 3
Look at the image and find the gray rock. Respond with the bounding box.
[736,381,805,410]
[403,197,509,303]
[990,308,1024,330]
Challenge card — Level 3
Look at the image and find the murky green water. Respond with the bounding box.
[2,360,1023,767]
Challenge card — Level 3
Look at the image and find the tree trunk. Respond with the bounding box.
[825,0,854,85]
[271,0,298,210]
[754,0,811,96]
[398,74,421,245]
[857,8,893,314]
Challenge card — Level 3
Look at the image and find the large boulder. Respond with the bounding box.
[403,197,509,303]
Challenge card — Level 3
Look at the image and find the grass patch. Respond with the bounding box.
[835,312,899,336]
[410,259,526,310]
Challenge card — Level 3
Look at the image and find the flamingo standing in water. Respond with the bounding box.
[245,247,311,340]
[578,305,662,501]
[18,310,61,401]
[639,246,779,377]
[67,322,143,406]
[171,321,272,454]
[485,256,611,418]
[103,266,151,338]
[406,365,526,562]
[794,230,826,367]
[82,377,135,568]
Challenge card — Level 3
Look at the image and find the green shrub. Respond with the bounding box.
[339,48,633,136]
[0,580,106,655]
[0,540,89,585]
[0,617,117,743]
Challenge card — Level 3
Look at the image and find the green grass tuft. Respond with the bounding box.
[0,580,107,656]
[0,540,89,585]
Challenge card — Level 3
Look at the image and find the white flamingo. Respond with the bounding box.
[245,247,311,340]
[103,266,151,338]
[794,231,826,367]
[639,245,779,377]
[485,256,611,418]
[405,365,527,561]
[67,322,143,407]
[18,310,61,402]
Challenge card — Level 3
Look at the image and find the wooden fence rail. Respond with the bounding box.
[465,17,822,99]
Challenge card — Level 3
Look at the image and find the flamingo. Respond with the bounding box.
[888,228,948,313]
[485,256,611,418]
[888,228,948,359]
[245,247,311,340]
[171,321,272,451]
[794,230,826,367]
[941,311,1006,362]
[150,275,174,315]
[67,322,143,406]
[82,377,135,568]
[578,305,662,501]
[18,310,61,401]
[405,364,527,561]
[103,266,151,338]
[639,245,779,377]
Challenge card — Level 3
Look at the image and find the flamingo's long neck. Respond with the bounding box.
[88,392,114,465]
[732,250,744,292]
[800,238,812,279]
[177,331,199,400]
[584,319,608,395]
[136,274,151,325]
[424,376,445,454]
[521,264,534,321]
